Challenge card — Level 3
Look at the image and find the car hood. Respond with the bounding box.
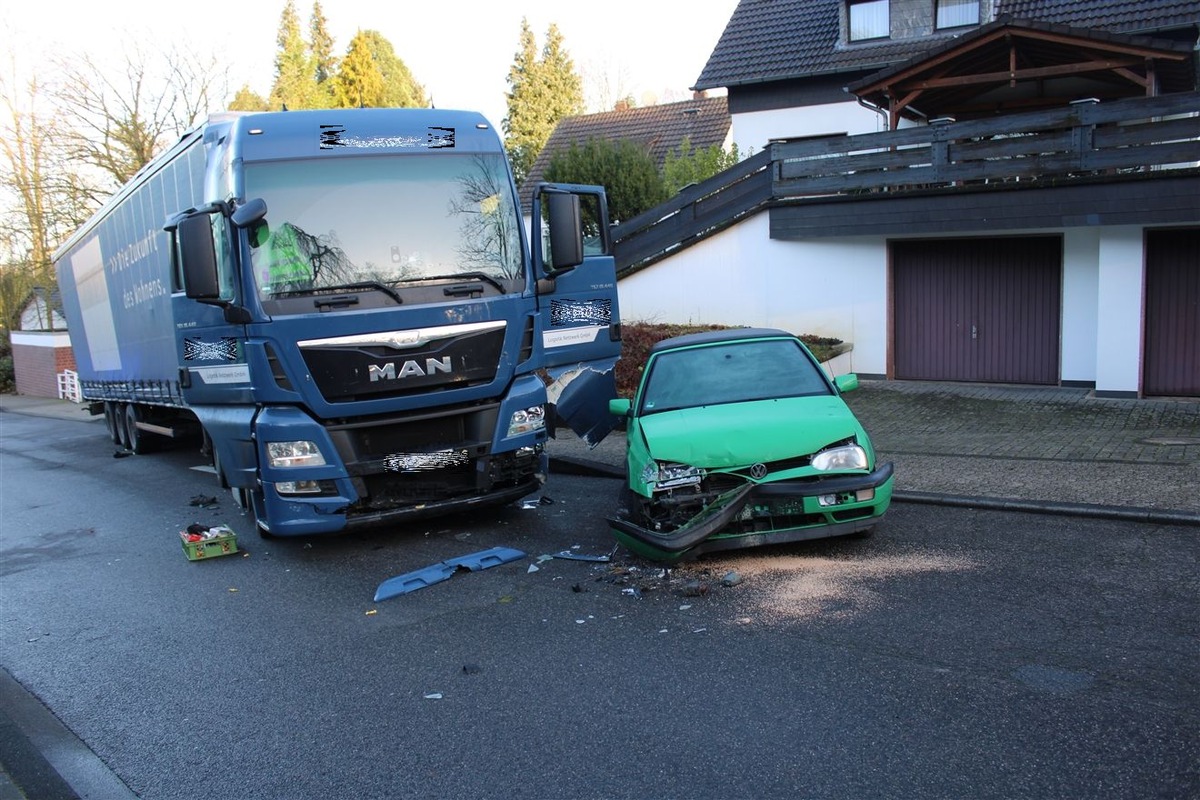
[637,396,867,468]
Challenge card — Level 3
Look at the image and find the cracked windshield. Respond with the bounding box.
[244,153,522,305]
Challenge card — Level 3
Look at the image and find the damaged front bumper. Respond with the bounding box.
[607,462,895,562]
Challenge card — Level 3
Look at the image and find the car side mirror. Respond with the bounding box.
[834,374,859,393]
[609,398,632,416]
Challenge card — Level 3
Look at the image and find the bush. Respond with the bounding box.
[615,322,843,398]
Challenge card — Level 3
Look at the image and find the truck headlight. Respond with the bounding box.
[267,440,326,468]
[811,444,868,471]
[507,404,546,436]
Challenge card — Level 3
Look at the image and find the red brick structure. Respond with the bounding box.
[11,332,77,398]
[11,288,79,400]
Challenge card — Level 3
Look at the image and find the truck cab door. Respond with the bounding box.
[531,184,622,447]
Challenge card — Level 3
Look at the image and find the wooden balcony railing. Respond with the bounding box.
[612,91,1200,274]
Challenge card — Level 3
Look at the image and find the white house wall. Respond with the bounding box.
[1061,229,1100,385]
[618,213,889,376]
[1094,226,1146,394]
[618,210,1170,393]
[731,101,889,155]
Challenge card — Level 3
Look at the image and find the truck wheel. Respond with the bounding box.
[103,403,121,444]
[124,404,150,454]
[233,486,274,539]
[114,404,132,450]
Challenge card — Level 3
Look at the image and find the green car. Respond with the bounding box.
[607,328,894,562]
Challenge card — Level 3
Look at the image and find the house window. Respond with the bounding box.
[936,0,979,29]
[849,0,889,41]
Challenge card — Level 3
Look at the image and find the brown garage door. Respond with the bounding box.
[1143,228,1200,397]
[892,237,1061,384]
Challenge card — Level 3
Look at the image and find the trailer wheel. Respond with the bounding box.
[114,403,132,450]
[103,403,121,444]
[124,404,151,454]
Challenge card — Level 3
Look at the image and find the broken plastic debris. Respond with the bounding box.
[527,564,540,573]
[552,547,614,563]
[373,546,527,601]
[189,495,218,507]
[424,693,443,700]
[721,571,743,587]
[365,609,378,616]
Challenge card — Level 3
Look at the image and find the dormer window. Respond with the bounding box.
[936,0,980,29]
[849,0,889,41]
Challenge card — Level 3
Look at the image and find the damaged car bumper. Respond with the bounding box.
[608,462,895,562]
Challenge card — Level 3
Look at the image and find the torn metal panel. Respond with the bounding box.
[540,356,619,446]
[373,546,526,601]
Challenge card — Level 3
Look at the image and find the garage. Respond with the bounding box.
[891,236,1062,385]
[1143,227,1200,397]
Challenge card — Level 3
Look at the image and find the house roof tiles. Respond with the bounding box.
[519,95,731,210]
[694,0,1200,90]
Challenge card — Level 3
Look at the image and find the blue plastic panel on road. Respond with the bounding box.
[373,547,527,601]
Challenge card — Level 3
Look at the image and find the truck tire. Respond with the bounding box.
[114,403,132,450]
[213,442,273,539]
[124,403,151,454]
[103,402,121,444]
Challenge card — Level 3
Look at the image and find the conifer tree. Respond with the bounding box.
[309,1,337,107]
[503,19,583,186]
[331,31,425,109]
[268,0,317,110]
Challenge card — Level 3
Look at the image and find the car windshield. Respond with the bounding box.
[639,338,833,414]
[243,153,523,303]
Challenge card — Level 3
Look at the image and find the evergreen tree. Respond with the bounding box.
[503,19,583,186]
[544,138,667,225]
[331,30,426,109]
[662,137,742,196]
[309,1,337,107]
[539,24,584,124]
[268,0,317,110]
[229,85,269,112]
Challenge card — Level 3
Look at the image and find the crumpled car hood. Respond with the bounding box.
[637,396,866,468]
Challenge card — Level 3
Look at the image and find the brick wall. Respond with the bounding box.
[11,333,77,399]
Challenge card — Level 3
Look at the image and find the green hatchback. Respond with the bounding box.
[607,328,894,562]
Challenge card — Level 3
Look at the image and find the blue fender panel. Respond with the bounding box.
[373,546,526,602]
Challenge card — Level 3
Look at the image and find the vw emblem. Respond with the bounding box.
[749,463,768,479]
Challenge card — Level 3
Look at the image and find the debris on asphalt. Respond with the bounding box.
[721,571,743,587]
[189,494,219,507]
[462,664,482,675]
[423,693,443,700]
[519,495,556,509]
[552,545,615,562]
[113,449,130,459]
[373,546,526,601]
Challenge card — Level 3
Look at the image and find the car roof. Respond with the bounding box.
[648,327,797,355]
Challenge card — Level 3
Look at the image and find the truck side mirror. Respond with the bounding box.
[546,193,583,272]
[176,214,221,301]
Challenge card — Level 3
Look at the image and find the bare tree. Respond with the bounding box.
[51,45,230,190]
[0,66,97,331]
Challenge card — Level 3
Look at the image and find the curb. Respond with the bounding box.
[548,456,1200,526]
[893,490,1200,527]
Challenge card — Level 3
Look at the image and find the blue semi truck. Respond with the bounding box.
[53,108,621,537]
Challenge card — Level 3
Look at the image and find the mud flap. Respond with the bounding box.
[540,355,620,446]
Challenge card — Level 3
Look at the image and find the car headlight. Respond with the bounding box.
[811,444,868,471]
[507,404,546,437]
[647,461,705,491]
[267,440,326,468]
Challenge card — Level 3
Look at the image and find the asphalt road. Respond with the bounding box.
[1,412,1197,799]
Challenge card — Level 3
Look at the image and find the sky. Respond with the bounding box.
[2,0,740,129]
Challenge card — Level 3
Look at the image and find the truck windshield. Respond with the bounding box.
[243,153,523,302]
